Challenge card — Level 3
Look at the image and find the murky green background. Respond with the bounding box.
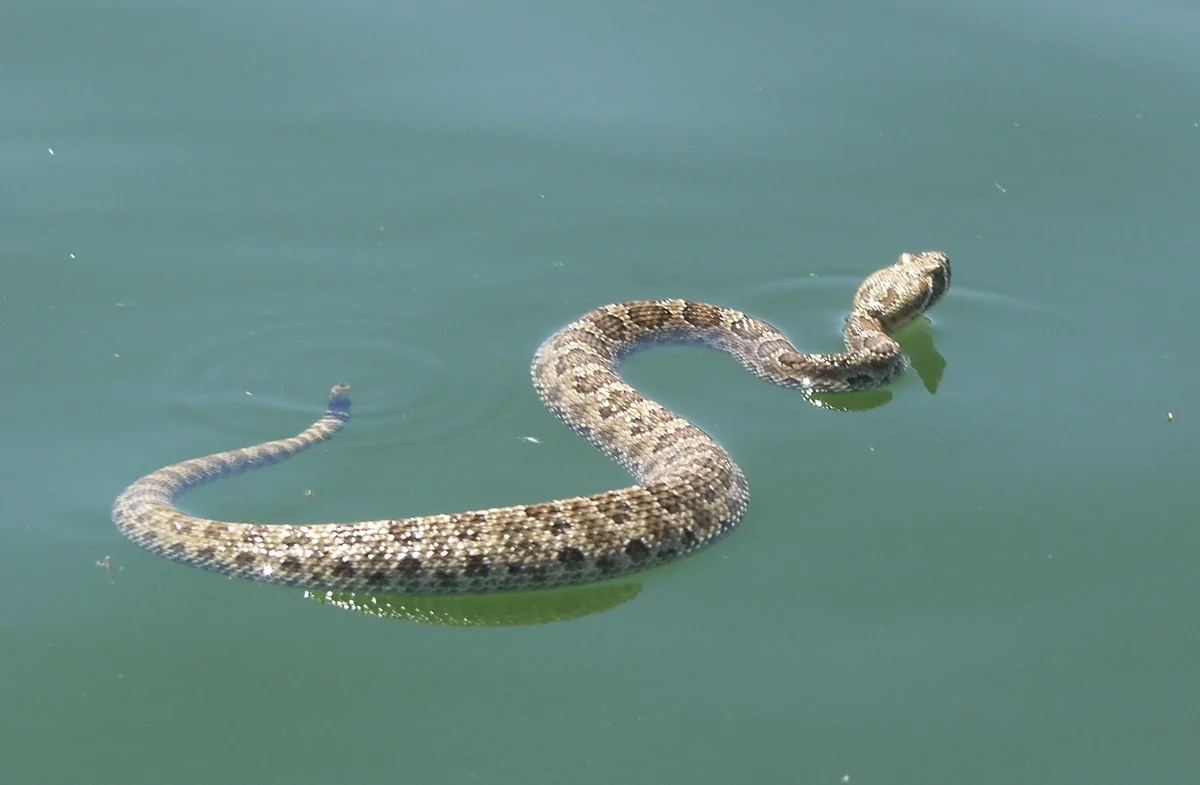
[4,1,1198,783]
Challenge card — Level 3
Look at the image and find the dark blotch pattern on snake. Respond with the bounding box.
[111,251,951,594]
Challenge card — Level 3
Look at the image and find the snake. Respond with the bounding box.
[112,250,950,595]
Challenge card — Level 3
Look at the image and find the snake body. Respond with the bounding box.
[112,251,950,594]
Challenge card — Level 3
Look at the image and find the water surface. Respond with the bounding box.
[3,1,1198,783]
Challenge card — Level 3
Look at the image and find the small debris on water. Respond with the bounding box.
[520,436,540,444]
[1167,412,1174,421]
[95,555,116,584]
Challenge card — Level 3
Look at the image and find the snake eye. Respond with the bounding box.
[929,267,949,303]
[924,252,951,304]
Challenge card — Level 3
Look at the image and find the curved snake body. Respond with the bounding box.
[112,251,950,594]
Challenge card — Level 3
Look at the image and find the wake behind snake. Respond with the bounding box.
[112,251,950,594]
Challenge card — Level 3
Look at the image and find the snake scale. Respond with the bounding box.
[112,251,950,594]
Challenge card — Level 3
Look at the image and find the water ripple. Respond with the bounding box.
[153,309,514,449]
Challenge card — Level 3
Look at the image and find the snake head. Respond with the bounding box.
[852,250,951,333]
[899,250,951,309]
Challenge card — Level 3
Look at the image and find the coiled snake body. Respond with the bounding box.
[112,251,950,594]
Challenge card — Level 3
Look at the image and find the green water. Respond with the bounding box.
[4,1,1198,783]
